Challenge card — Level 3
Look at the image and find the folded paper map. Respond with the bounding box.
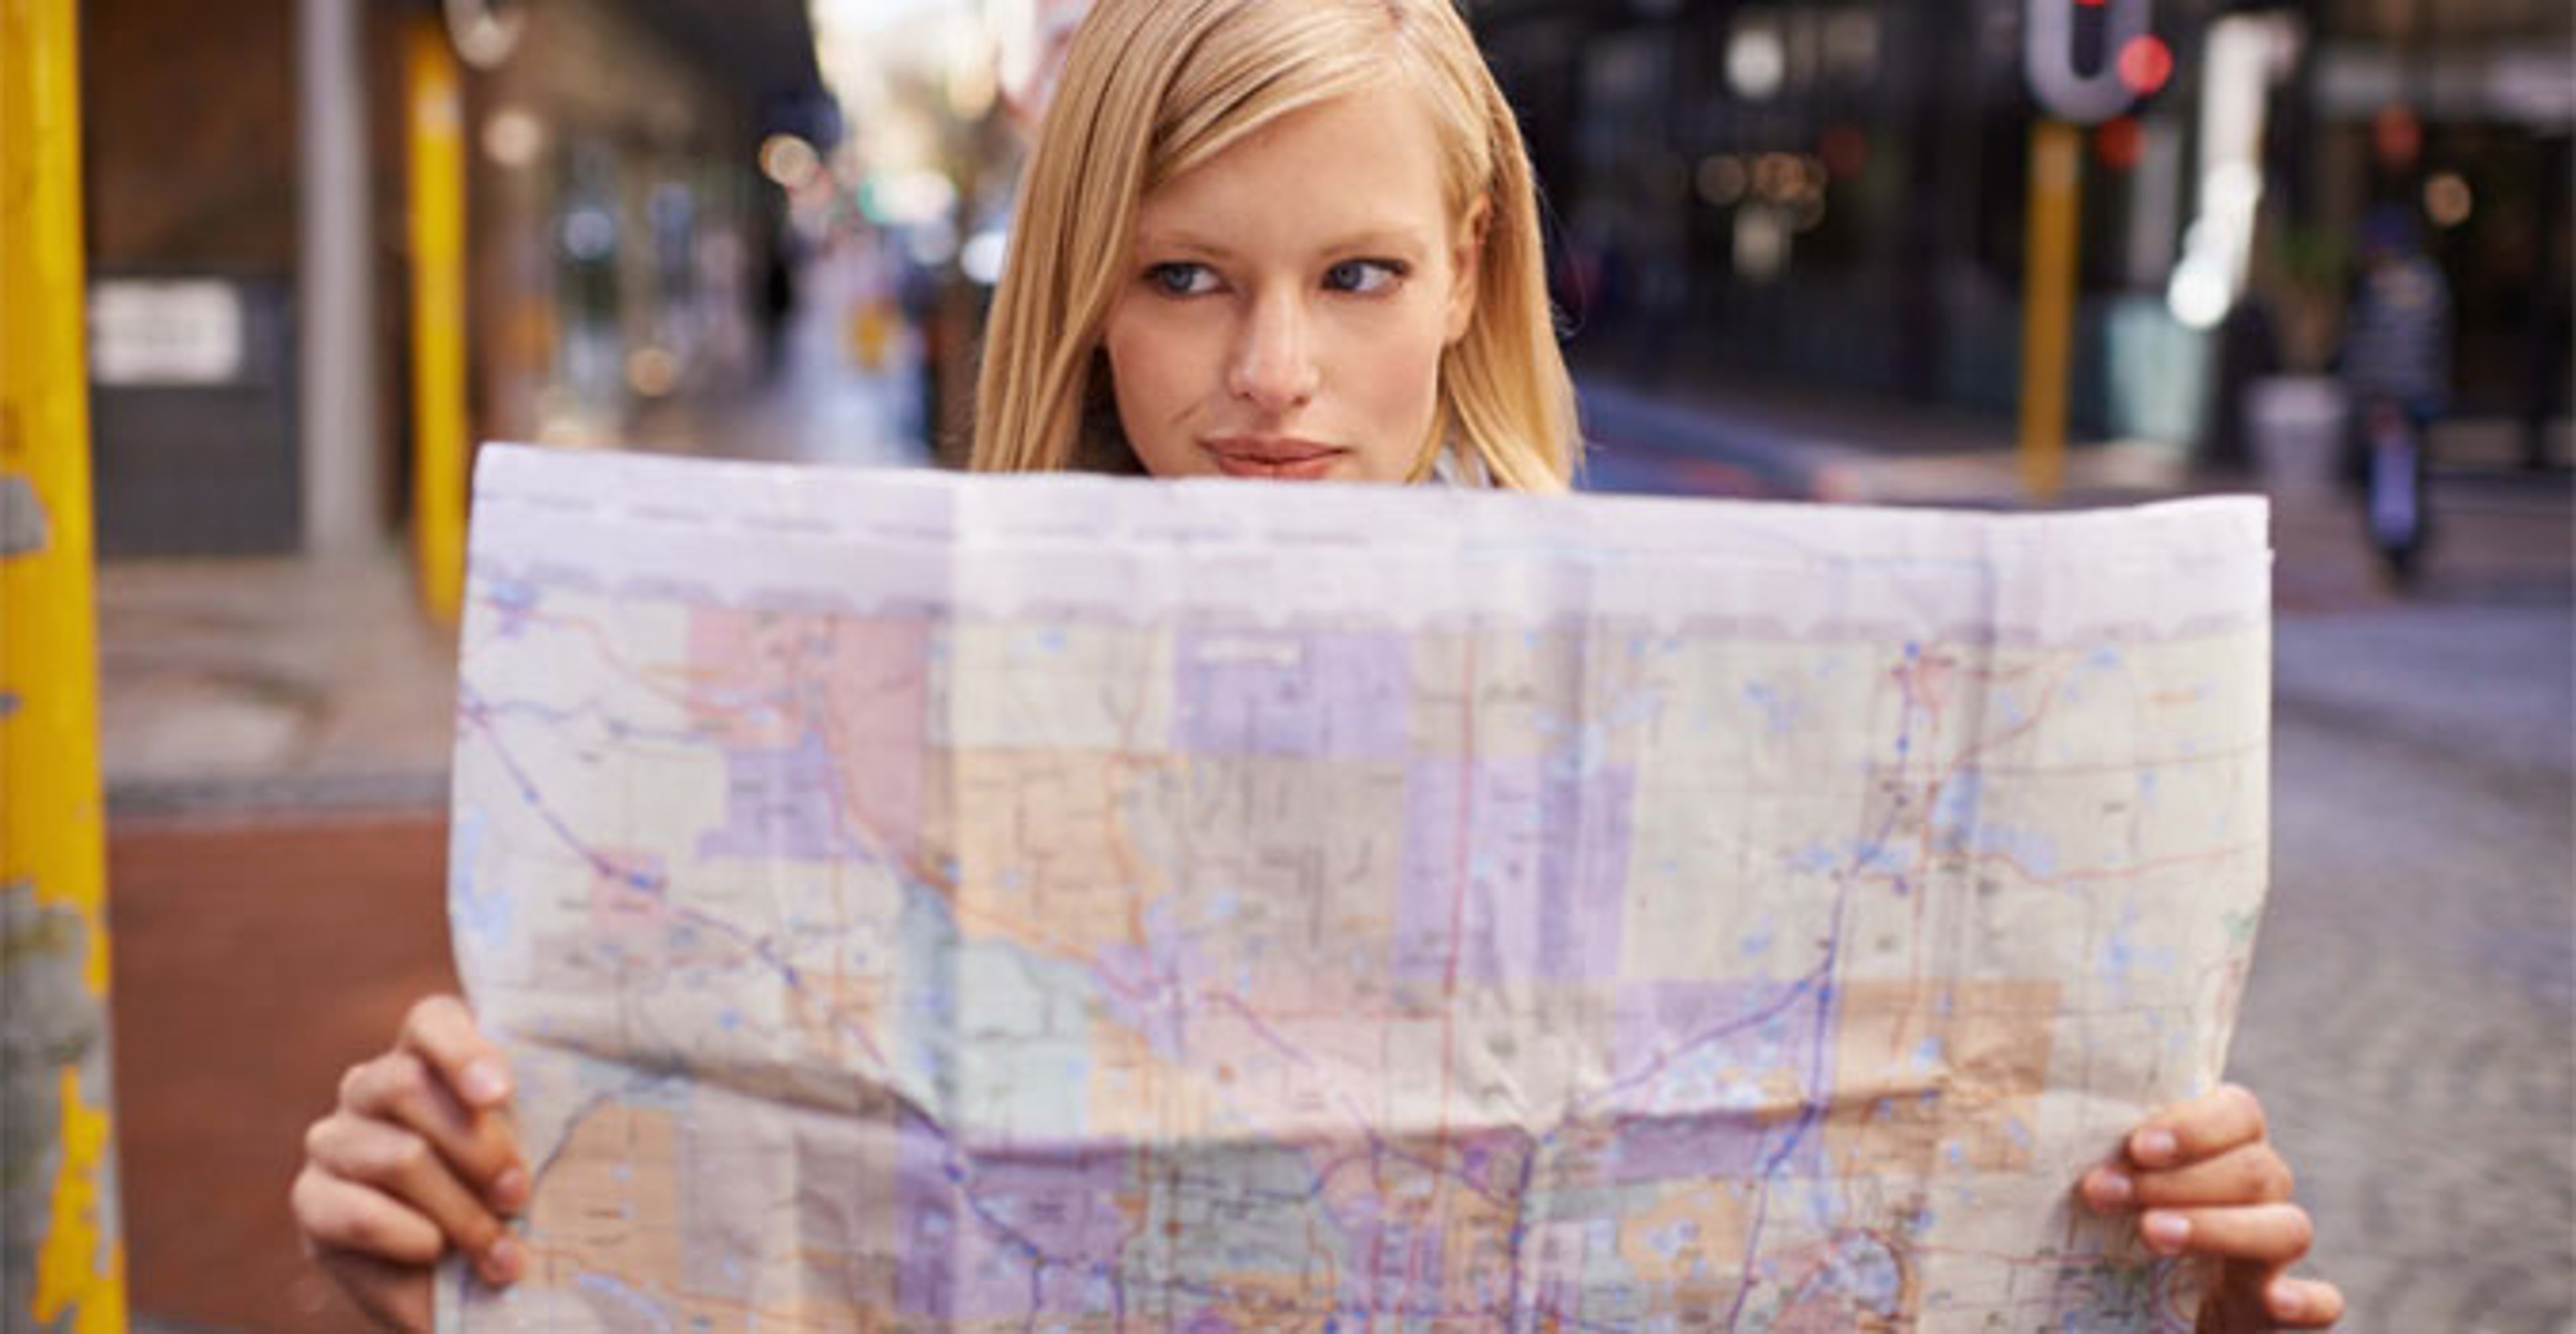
[441,444,2271,1331]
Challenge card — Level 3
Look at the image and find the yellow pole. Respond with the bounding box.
[0,0,129,1328]
[409,21,469,625]
[2018,118,2084,503]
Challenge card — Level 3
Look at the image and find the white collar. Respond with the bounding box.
[1428,445,1493,488]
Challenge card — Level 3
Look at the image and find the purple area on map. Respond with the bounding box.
[895,1117,959,1319]
[695,729,856,862]
[1591,980,1835,1183]
[1332,1129,1528,1317]
[1177,628,1410,759]
[1395,761,1635,982]
[949,1143,1138,1321]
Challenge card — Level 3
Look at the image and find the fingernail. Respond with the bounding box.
[2142,1212,2191,1255]
[482,1237,524,1286]
[460,1060,511,1106]
[2132,1128,2179,1166]
[491,1166,530,1212]
[2092,1169,2134,1206]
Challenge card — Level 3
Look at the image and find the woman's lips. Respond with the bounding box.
[1203,437,1346,481]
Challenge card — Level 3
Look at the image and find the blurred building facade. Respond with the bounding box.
[80,0,309,556]
[67,0,2571,550]
[1470,0,2572,457]
[76,0,826,560]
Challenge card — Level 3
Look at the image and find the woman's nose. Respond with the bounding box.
[1226,293,1320,411]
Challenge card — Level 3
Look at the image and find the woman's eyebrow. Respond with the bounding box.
[1318,229,1430,256]
[1133,227,1430,260]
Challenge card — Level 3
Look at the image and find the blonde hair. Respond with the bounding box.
[969,0,1579,491]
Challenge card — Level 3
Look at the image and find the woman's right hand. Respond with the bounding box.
[291,996,530,1332]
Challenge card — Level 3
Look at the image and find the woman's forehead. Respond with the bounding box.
[1138,87,1454,243]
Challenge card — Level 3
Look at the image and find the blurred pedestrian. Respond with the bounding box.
[2340,204,2452,450]
[2339,203,2452,580]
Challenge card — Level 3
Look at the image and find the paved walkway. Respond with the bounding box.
[113,818,454,1333]
[2245,601,2575,1333]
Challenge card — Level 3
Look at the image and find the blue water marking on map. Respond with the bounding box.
[1846,840,1909,877]
[2099,903,2182,1003]
[1844,1238,1903,1311]
[1974,824,2061,878]
[486,577,541,640]
[1911,1036,1945,1074]
[1931,772,1986,838]
[1647,1219,1700,1262]
[1743,682,1799,735]
[1799,1181,1842,1231]
[488,576,538,612]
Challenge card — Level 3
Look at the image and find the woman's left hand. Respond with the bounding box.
[2078,1084,2346,1331]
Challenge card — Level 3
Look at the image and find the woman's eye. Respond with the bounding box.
[1326,259,1407,294]
[1145,262,1218,297]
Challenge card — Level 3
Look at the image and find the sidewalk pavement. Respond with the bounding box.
[1578,376,2190,505]
[1579,372,2575,617]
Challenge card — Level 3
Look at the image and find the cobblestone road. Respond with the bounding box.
[2231,602,2575,1334]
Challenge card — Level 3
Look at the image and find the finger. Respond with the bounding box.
[311,1244,436,1334]
[2084,1143,2293,1212]
[2130,1083,2267,1169]
[2204,1263,2346,1334]
[2261,1275,2346,1329]
[398,995,515,1111]
[2137,1202,2314,1264]
[303,1113,525,1285]
[337,1051,527,1212]
[290,1162,444,1266]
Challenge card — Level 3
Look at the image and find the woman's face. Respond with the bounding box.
[1102,86,1483,483]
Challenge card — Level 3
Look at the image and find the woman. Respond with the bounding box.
[293,2,2341,1328]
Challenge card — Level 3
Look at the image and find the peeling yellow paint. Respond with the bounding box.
[3,0,111,990]
[31,1066,127,1333]
[5,0,127,1323]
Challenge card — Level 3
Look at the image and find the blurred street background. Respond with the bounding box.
[2,0,2569,1330]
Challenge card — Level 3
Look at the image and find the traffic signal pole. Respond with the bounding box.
[2020,0,2157,503]
[2019,120,2085,502]
[1,0,129,1326]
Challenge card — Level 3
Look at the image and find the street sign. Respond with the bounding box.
[2025,0,2156,126]
[87,279,246,387]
